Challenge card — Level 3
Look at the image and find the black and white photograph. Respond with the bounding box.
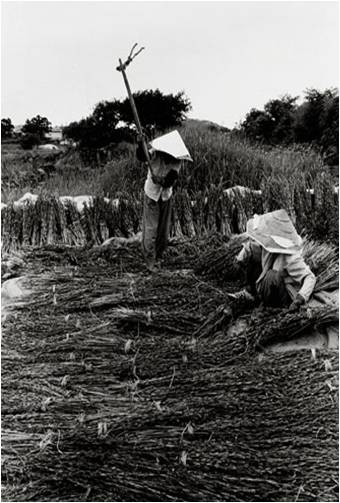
[1,0,339,501]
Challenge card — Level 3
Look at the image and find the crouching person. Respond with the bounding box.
[137,130,192,272]
[235,209,316,309]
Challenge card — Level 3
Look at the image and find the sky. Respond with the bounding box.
[1,0,339,128]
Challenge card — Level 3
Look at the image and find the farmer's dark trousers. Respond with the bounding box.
[142,194,172,266]
[256,270,291,308]
[246,258,291,308]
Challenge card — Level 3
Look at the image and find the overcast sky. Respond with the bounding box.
[1,1,338,127]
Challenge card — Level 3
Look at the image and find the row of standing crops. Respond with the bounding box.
[1,173,338,253]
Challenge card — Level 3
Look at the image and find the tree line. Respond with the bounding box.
[239,88,338,165]
[1,89,190,151]
[1,115,52,149]
[2,87,338,165]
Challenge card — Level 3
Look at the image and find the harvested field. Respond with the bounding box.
[2,235,339,502]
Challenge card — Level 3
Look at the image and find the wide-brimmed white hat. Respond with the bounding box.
[246,209,303,255]
[150,130,193,161]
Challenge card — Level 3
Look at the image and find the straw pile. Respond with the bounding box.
[2,344,338,501]
[2,235,338,501]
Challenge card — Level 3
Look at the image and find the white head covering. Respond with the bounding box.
[150,130,193,162]
[247,209,303,255]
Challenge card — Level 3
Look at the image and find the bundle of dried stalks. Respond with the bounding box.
[2,187,266,252]
[194,234,248,284]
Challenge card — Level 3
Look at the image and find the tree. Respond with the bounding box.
[63,89,191,149]
[1,118,14,139]
[22,115,52,139]
[319,93,339,165]
[240,95,298,144]
[263,95,298,144]
[20,133,41,150]
[293,88,338,164]
[293,89,325,144]
[239,109,273,142]
[63,118,98,149]
[91,99,126,146]
[119,89,191,133]
[239,89,338,165]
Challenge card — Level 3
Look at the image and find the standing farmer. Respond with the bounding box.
[137,130,193,271]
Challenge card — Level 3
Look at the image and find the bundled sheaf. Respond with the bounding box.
[1,194,143,252]
[302,239,339,292]
[194,233,248,284]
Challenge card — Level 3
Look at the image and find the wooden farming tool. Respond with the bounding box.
[117,43,154,176]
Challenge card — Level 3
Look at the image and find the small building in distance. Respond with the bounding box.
[46,127,63,142]
[13,125,24,136]
[12,125,63,142]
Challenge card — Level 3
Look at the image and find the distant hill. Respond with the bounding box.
[184,118,230,133]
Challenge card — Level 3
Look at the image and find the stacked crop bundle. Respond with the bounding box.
[82,198,107,245]
[0,185,265,253]
[1,194,144,252]
[164,232,227,270]
[1,204,24,252]
[302,239,339,292]
[115,192,143,237]
[245,305,338,349]
[194,233,248,285]
[190,190,208,237]
[173,189,196,238]
[204,184,223,234]
[63,200,87,246]
[231,189,249,233]
[2,178,338,252]
[1,197,86,251]
[219,190,233,237]
[76,193,143,245]
[193,302,337,357]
